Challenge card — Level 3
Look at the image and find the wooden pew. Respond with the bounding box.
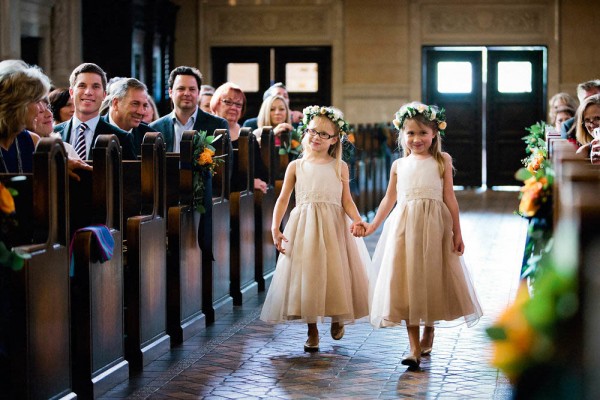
[166,132,205,343]
[229,128,258,305]
[254,127,278,290]
[2,138,75,399]
[202,129,233,323]
[122,132,169,370]
[69,135,128,397]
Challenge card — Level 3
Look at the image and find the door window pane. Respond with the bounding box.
[497,61,532,93]
[437,62,472,93]
[227,63,259,92]
[285,63,318,92]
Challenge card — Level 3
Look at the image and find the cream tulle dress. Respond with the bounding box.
[260,159,370,324]
[369,155,482,328]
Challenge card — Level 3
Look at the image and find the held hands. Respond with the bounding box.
[272,228,288,254]
[350,221,370,237]
[290,110,303,124]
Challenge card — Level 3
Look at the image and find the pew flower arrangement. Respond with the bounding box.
[192,130,224,213]
[0,183,29,271]
[278,126,303,156]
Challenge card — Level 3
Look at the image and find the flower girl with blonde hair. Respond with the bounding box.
[358,102,482,369]
[260,106,370,352]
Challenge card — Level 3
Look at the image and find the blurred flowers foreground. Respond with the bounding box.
[487,122,581,398]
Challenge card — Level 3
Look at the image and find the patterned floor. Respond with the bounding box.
[100,190,526,399]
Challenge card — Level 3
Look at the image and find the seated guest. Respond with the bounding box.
[561,80,600,140]
[210,82,268,193]
[102,77,155,156]
[255,94,293,147]
[554,105,575,134]
[547,92,578,128]
[29,97,81,160]
[54,63,137,160]
[143,95,160,124]
[575,94,600,156]
[242,82,302,130]
[150,66,228,153]
[199,85,215,114]
[0,59,50,173]
[49,87,74,124]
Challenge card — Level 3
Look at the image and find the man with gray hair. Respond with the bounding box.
[101,77,155,156]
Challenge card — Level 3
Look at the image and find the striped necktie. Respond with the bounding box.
[75,123,88,160]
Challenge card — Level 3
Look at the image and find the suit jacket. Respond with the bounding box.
[149,108,229,152]
[54,117,137,160]
[100,115,155,156]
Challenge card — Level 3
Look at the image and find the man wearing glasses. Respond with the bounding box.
[150,66,228,153]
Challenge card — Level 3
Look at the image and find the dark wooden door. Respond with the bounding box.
[211,46,332,125]
[423,49,483,186]
[486,49,546,186]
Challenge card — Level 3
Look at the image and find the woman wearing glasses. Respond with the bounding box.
[211,82,268,193]
[576,94,600,162]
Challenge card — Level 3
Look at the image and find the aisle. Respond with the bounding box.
[101,190,527,399]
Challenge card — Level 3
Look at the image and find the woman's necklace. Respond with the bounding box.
[0,135,23,173]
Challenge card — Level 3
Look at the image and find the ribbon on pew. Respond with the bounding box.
[68,224,115,277]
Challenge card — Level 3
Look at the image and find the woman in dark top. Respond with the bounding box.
[0,60,51,173]
[210,82,269,193]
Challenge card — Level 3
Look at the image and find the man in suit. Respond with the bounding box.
[102,77,155,156]
[150,66,228,152]
[54,63,137,160]
[560,79,600,140]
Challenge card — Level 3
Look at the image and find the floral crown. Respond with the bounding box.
[392,103,447,135]
[299,105,350,136]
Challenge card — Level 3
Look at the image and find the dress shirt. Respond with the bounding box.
[172,107,198,153]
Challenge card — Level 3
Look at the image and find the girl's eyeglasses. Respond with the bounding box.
[306,128,337,139]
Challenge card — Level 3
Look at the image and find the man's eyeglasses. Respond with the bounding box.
[584,116,600,127]
[306,128,337,139]
[221,99,243,109]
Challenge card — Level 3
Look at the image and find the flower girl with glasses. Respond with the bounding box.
[260,106,370,352]
[357,102,482,369]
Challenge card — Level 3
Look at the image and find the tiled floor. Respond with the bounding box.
[101,190,526,399]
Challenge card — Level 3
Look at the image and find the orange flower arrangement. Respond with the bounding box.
[0,182,28,271]
[192,130,224,213]
[0,183,15,214]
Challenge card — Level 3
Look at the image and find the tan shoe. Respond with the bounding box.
[330,322,345,340]
[304,335,319,352]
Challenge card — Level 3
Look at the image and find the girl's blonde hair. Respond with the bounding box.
[575,94,600,147]
[301,114,344,180]
[395,102,446,176]
[257,94,290,128]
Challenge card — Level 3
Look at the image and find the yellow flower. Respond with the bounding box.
[0,183,15,214]
[347,133,356,144]
[198,148,214,166]
[438,121,447,130]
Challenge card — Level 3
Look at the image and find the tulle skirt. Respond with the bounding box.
[260,202,370,324]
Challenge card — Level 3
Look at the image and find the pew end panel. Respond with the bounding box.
[202,129,233,324]
[254,128,278,290]
[229,128,258,305]
[70,135,129,398]
[123,132,170,370]
[166,131,205,344]
[4,138,76,399]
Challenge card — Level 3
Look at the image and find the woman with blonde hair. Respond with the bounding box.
[0,59,50,173]
[575,94,600,156]
[256,94,293,146]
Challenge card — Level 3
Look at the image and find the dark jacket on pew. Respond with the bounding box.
[100,115,155,156]
[54,118,137,160]
[149,108,228,152]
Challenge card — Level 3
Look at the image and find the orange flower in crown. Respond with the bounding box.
[198,148,215,166]
[0,183,15,215]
